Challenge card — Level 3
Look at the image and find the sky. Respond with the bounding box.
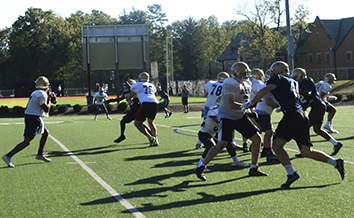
[1,0,353,29]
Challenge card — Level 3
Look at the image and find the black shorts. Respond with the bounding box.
[218,115,259,142]
[324,101,335,112]
[254,114,273,133]
[309,101,325,125]
[198,131,216,149]
[135,102,158,122]
[274,110,313,148]
[122,107,138,123]
[182,97,188,105]
[24,115,47,140]
[161,98,170,107]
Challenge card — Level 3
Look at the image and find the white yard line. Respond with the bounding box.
[49,134,145,218]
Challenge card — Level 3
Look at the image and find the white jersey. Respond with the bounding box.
[250,78,264,100]
[204,80,223,108]
[219,78,251,120]
[316,80,332,101]
[130,81,158,103]
[200,106,219,136]
[254,83,278,115]
[94,92,108,105]
[25,89,49,117]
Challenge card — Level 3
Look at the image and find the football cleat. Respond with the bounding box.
[35,154,51,162]
[195,143,202,149]
[233,161,250,168]
[324,124,339,133]
[2,154,15,168]
[242,142,249,152]
[114,135,126,143]
[194,165,207,181]
[295,153,304,158]
[249,167,268,176]
[335,159,345,180]
[331,142,343,156]
[281,172,300,188]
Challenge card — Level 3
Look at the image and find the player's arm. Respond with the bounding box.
[41,91,55,112]
[127,91,136,101]
[264,96,279,108]
[227,94,243,110]
[242,84,277,110]
[319,91,327,101]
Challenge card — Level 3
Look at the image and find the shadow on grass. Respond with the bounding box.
[81,180,339,214]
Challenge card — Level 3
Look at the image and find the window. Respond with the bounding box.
[308,70,315,80]
[346,51,352,62]
[318,70,324,81]
[325,52,330,63]
[316,32,320,43]
[308,54,313,64]
[348,69,354,79]
[317,53,322,63]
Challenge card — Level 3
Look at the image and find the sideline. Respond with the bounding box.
[49,134,146,218]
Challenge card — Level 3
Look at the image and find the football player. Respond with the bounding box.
[195,61,268,181]
[291,68,343,156]
[93,87,111,121]
[195,96,250,172]
[2,76,56,167]
[316,73,339,133]
[243,61,345,188]
[112,75,152,143]
[128,72,159,147]
[157,86,173,118]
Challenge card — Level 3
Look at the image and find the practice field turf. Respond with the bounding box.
[1,106,354,217]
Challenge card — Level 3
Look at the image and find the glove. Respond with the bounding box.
[241,101,254,111]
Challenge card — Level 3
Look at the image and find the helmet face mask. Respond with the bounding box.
[270,61,289,77]
[251,68,265,81]
[138,72,150,82]
[231,61,251,81]
[324,73,336,84]
[291,68,307,82]
[217,72,230,82]
[35,76,50,91]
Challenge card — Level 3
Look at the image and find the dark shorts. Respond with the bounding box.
[24,115,47,140]
[96,104,107,110]
[254,114,273,133]
[122,107,138,123]
[135,102,158,122]
[218,115,259,142]
[198,131,216,149]
[274,110,313,148]
[161,98,170,107]
[309,101,325,125]
[324,101,335,112]
[182,97,188,105]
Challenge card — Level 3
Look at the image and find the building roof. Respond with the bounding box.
[319,16,354,50]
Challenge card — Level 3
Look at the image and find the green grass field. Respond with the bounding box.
[1,106,354,217]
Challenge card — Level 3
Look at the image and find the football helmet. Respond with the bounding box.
[264,69,272,81]
[251,68,265,81]
[217,72,230,82]
[138,72,150,82]
[35,76,50,90]
[324,73,337,84]
[215,96,221,106]
[291,68,307,82]
[270,61,289,77]
[231,61,251,81]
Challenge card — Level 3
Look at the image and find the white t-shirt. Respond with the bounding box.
[25,89,49,117]
[200,107,219,136]
[94,92,108,105]
[250,78,264,100]
[316,80,332,101]
[254,83,278,115]
[218,78,251,120]
[130,81,158,103]
[204,80,223,108]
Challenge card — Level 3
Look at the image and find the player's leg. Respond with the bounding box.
[36,129,51,162]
